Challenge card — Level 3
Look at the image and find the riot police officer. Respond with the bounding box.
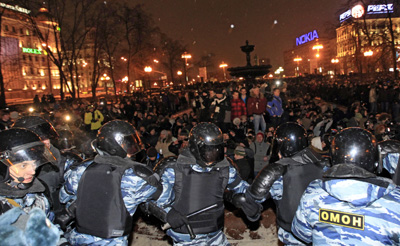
[292,127,400,245]
[60,120,161,245]
[154,122,261,245]
[245,122,324,245]
[12,116,76,213]
[0,128,56,217]
[378,139,400,185]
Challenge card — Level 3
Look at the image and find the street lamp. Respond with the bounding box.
[144,66,152,90]
[181,52,191,84]
[331,58,339,75]
[293,57,302,76]
[100,73,110,94]
[364,50,373,74]
[312,43,323,58]
[177,70,183,85]
[219,62,228,80]
[312,41,323,73]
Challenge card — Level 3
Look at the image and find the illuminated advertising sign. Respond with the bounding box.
[340,9,351,22]
[296,30,319,46]
[0,3,30,14]
[352,5,365,18]
[340,3,394,22]
[367,4,393,14]
[22,48,41,54]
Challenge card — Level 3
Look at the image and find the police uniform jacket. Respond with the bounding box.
[292,170,400,245]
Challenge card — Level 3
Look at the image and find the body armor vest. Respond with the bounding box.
[75,162,132,238]
[172,165,229,234]
[275,161,324,231]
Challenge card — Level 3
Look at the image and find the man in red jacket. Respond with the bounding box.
[231,90,247,121]
[247,87,267,134]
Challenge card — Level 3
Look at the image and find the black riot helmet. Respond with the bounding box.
[330,127,378,173]
[0,128,56,185]
[94,120,142,158]
[12,116,59,142]
[274,122,308,158]
[189,122,225,167]
[56,129,75,150]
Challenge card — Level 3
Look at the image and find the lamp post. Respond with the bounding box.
[312,42,323,74]
[144,66,152,90]
[219,62,228,80]
[293,57,302,76]
[331,58,339,75]
[100,73,110,95]
[177,71,183,86]
[181,52,191,84]
[364,50,373,75]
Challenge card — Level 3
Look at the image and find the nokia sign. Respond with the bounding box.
[296,30,319,46]
[340,3,394,22]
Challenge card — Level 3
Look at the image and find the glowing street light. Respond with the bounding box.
[364,50,373,74]
[293,57,302,76]
[144,66,152,73]
[177,71,183,76]
[181,52,191,83]
[312,42,323,58]
[364,50,373,57]
[219,62,228,80]
[331,58,339,75]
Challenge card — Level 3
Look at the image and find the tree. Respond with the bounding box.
[159,34,186,83]
[119,4,158,91]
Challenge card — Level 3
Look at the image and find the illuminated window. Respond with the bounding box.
[26,29,29,35]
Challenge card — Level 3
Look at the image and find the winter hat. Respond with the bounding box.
[147,147,158,158]
[234,146,246,156]
[233,118,241,126]
[256,132,264,139]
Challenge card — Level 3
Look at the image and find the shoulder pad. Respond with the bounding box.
[62,152,83,163]
[70,158,93,171]
[378,139,400,155]
[132,164,161,189]
[133,164,154,179]
[154,156,177,175]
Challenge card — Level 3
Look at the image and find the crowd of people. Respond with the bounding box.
[0,75,399,245]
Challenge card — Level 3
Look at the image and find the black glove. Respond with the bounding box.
[241,191,263,222]
[166,208,188,229]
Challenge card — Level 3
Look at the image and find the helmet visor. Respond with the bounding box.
[199,144,225,166]
[121,134,142,156]
[1,141,56,168]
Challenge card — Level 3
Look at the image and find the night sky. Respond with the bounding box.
[136,0,348,71]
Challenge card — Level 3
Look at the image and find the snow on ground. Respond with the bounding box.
[130,208,279,246]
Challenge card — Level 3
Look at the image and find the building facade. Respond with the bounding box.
[336,2,400,75]
[0,3,60,100]
[283,30,337,77]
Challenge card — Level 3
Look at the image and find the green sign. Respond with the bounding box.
[22,48,41,55]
